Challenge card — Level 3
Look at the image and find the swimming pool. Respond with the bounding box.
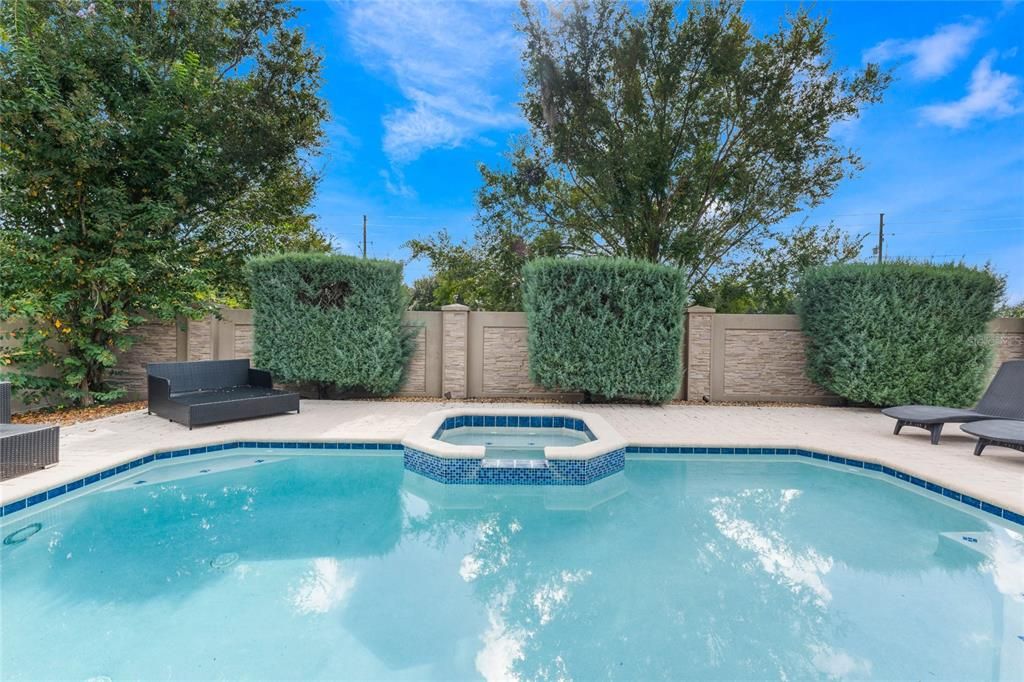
[1,449,1021,679]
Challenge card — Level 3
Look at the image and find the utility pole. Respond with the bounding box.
[362,215,367,259]
[876,212,885,264]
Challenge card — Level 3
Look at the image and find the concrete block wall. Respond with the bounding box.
[685,309,1024,404]
[466,312,575,399]
[4,308,1024,411]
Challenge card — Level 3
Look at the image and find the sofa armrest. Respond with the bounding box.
[248,368,274,389]
[147,374,172,413]
[0,382,11,424]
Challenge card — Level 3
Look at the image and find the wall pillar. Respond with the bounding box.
[441,304,470,399]
[686,306,715,401]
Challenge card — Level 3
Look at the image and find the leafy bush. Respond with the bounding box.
[523,257,687,403]
[797,262,1002,406]
[246,253,415,396]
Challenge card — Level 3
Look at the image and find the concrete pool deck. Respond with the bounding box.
[2,400,1022,516]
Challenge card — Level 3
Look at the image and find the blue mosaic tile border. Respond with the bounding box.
[2,440,1020,529]
[404,447,625,486]
[0,441,403,518]
[432,415,595,441]
[625,446,1024,527]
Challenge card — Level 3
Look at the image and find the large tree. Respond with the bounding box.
[461,0,889,292]
[0,0,329,405]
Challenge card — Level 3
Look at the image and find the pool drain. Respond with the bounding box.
[3,523,42,546]
[211,552,239,569]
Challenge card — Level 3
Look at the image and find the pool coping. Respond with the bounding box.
[1,437,1021,528]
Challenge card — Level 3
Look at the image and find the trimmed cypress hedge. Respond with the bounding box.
[797,262,1002,407]
[523,257,687,403]
[246,253,416,396]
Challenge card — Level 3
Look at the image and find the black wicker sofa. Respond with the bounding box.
[147,360,299,429]
[0,381,60,481]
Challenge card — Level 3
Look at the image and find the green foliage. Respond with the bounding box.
[693,224,865,313]
[407,277,441,312]
[0,0,328,405]
[471,0,889,291]
[246,253,416,397]
[406,220,563,311]
[523,257,687,403]
[797,262,1003,407]
[996,300,1024,318]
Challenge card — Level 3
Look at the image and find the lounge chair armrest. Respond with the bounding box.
[248,368,274,389]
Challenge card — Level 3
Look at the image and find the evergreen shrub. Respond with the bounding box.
[523,257,687,403]
[246,253,415,396]
[797,262,1001,406]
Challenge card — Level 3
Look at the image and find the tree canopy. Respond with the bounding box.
[0,0,329,405]
[413,0,890,308]
[691,223,866,313]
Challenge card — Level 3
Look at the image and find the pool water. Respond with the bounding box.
[1,451,1021,680]
[438,426,591,460]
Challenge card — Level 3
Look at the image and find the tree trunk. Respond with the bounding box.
[315,381,331,400]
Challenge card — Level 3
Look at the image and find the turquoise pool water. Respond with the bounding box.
[438,426,591,459]
[1,451,1021,680]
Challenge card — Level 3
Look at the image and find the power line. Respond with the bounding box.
[888,226,1024,236]
[818,206,1024,219]
[883,216,1023,226]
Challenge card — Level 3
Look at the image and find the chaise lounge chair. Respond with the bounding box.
[0,381,60,480]
[960,420,1024,457]
[881,359,1024,444]
[147,359,300,429]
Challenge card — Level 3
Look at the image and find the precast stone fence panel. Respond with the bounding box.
[3,308,1023,411]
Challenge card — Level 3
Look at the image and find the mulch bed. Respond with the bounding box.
[11,401,148,427]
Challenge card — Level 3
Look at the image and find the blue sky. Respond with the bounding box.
[294,0,1024,302]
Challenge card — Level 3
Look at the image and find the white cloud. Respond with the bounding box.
[343,0,523,165]
[289,558,356,614]
[864,20,985,80]
[379,168,417,199]
[809,645,873,679]
[920,53,1022,127]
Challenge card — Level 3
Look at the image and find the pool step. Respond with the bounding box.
[480,458,549,469]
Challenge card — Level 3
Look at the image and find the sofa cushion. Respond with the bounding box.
[170,386,292,406]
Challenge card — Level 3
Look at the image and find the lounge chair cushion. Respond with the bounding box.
[960,419,1024,456]
[960,419,1024,444]
[881,405,983,424]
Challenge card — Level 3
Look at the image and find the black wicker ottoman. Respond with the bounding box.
[0,424,60,480]
[0,382,60,481]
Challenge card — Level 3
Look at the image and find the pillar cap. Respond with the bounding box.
[687,305,715,313]
[441,303,470,312]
